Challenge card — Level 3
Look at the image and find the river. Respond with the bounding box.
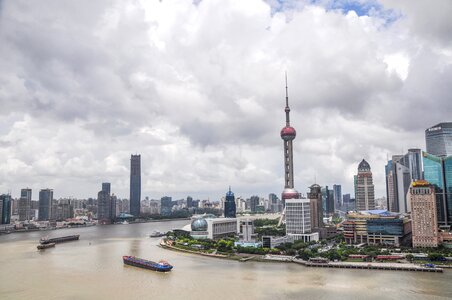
[0,220,451,299]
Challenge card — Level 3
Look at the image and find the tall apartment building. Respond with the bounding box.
[130,154,141,217]
[19,188,32,221]
[333,184,342,207]
[409,180,438,248]
[38,189,53,221]
[0,194,12,224]
[308,184,323,230]
[356,159,375,211]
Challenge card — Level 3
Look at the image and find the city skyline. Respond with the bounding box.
[1,1,452,201]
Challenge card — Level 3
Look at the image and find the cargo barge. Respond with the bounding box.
[37,242,56,250]
[123,256,173,272]
[40,234,80,244]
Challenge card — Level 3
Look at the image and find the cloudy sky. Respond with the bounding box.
[0,0,451,201]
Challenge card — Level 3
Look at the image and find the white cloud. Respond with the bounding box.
[0,0,450,201]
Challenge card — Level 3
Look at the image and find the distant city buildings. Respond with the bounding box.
[250,195,259,213]
[425,122,452,157]
[321,186,334,216]
[409,180,438,248]
[38,189,53,221]
[355,159,375,211]
[97,183,113,224]
[130,154,141,217]
[224,187,236,218]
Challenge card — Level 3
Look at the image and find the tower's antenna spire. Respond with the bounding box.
[285,72,290,126]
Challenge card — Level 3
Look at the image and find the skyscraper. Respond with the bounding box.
[102,182,111,195]
[321,186,334,215]
[19,188,32,221]
[160,196,172,216]
[409,180,438,248]
[97,187,112,224]
[280,75,300,204]
[425,122,452,157]
[38,189,53,221]
[333,184,342,208]
[308,184,323,230]
[285,198,318,243]
[250,196,259,213]
[0,194,11,224]
[130,154,141,217]
[224,187,236,218]
[186,196,193,208]
[355,159,375,211]
[422,151,452,226]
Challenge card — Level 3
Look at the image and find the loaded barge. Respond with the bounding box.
[37,242,56,250]
[40,235,80,244]
[123,256,173,272]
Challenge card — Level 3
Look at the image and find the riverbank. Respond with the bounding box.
[160,239,446,273]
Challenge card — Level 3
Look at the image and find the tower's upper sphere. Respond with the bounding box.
[281,126,296,141]
[282,188,299,200]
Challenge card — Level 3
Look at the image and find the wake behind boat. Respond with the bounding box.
[123,256,173,272]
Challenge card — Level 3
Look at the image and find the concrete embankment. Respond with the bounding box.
[293,259,443,273]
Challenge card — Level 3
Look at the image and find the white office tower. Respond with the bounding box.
[285,198,319,243]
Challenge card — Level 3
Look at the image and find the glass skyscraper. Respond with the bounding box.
[38,189,53,221]
[422,151,451,226]
[130,154,141,217]
[425,122,452,157]
[224,187,236,218]
[0,194,11,224]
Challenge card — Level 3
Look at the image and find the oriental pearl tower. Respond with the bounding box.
[280,74,300,205]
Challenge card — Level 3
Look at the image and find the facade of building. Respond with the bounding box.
[186,196,193,209]
[308,184,323,230]
[0,194,12,224]
[206,218,237,240]
[322,186,335,215]
[160,196,172,216]
[409,180,438,248]
[425,122,452,157]
[38,189,53,221]
[285,198,319,243]
[356,159,375,211]
[130,154,141,217]
[343,210,411,246]
[250,196,259,213]
[238,219,258,243]
[422,151,452,226]
[224,187,236,218]
[333,184,342,208]
[97,182,112,224]
[19,188,32,221]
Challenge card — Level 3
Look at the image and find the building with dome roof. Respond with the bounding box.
[356,159,375,211]
[188,215,237,240]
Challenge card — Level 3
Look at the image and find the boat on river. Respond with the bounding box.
[40,235,80,244]
[149,230,167,238]
[123,256,173,272]
[37,242,56,250]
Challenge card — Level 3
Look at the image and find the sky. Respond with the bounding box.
[0,0,451,201]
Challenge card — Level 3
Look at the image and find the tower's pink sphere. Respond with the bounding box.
[280,126,296,141]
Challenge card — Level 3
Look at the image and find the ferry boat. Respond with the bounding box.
[122,256,173,272]
[40,234,80,244]
[37,242,56,250]
[149,230,166,238]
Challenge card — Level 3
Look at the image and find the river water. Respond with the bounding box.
[0,220,451,300]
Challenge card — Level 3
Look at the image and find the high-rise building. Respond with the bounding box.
[160,196,172,216]
[280,76,300,204]
[186,196,193,208]
[333,184,342,208]
[422,151,452,226]
[285,198,319,243]
[97,189,112,224]
[409,180,438,248]
[102,182,111,195]
[130,154,141,217]
[224,187,236,218]
[308,184,323,230]
[356,159,375,211]
[38,189,53,221]
[19,188,32,221]
[321,186,334,215]
[269,193,282,213]
[425,122,452,157]
[250,196,259,213]
[0,194,11,224]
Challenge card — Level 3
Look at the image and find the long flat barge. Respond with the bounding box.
[123,256,173,272]
[40,234,80,244]
[37,242,56,250]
